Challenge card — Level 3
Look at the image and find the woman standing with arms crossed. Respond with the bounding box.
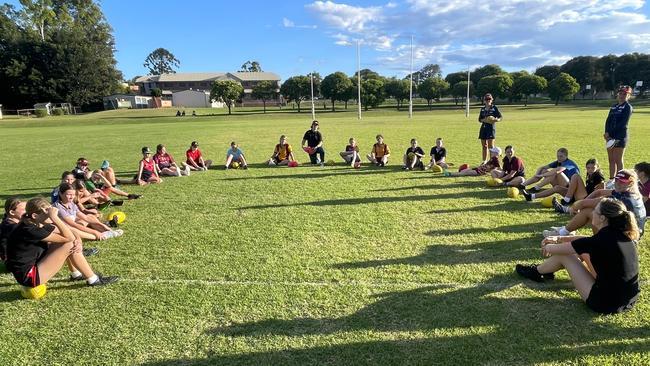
[478,93,502,164]
[604,85,634,185]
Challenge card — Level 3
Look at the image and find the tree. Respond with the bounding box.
[534,65,561,85]
[471,64,504,85]
[342,81,356,109]
[596,55,619,92]
[358,77,385,111]
[560,56,602,99]
[508,70,530,101]
[280,76,310,112]
[406,63,441,84]
[320,71,353,111]
[445,71,467,88]
[18,0,55,41]
[240,61,262,72]
[251,80,278,113]
[150,87,162,97]
[144,48,180,75]
[210,80,243,115]
[383,78,411,110]
[418,77,449,110]
[512,75,547,106]
[451,81,474,105]
[476,74,513,100]
[548,73,580,105]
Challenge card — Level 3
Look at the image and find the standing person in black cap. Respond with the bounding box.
[302,120,325,167]
[185,141,213,171]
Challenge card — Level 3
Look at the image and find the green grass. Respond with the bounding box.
[0,103,649,365]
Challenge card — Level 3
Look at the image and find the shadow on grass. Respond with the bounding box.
[143,274,648,365]
[0,191,51,201]
[223,169,396,182]
[373,179,486,192]
[426,200,539,214]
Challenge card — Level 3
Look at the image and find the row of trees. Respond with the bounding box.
[0,0,122,110]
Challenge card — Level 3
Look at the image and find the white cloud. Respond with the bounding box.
[306,0,650,75]
[282,17,317,29]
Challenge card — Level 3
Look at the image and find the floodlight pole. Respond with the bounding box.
[408,35,413,119]
[310,73,316,120]
[465,66,471,118]
[357,40,362,120]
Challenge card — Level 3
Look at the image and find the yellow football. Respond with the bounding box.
[507,187,519,199]
[540,195,556,208]
[107,211,126,224]
[431,165,443,173]
[21,284,47,300]
[231,162,240,169]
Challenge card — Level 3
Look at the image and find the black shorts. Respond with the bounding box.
[612,138,628,148]
[586,283,638,314]
[135,170,153,181]
[503,171,525,182]
[13,264,40,287]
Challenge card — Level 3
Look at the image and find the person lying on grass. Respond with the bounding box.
[186,141,212,171]
[51,171,76,204]
[225,141,249,170]
[490,145,525,187]
[340,137,361,167]
[425,137,449,170]
[444,146,501,177]
[5,197,118,289]
[367,134,391,166]
[403,138,425,171]
[551,159,606,214]
[542,169,646,238]
[1,197,26,262]
[519,147,579,198]
[154,144,190,177]
[54,183,123,241]
[128,147,162,185]
[267,135,295,166]
[516,198,640,315]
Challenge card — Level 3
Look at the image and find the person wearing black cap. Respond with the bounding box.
[604,85,634,184]
[301,120,325,167]
[186,141,212,171]
[130,146,162,185]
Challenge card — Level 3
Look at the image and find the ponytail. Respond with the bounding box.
[598,198,640,241]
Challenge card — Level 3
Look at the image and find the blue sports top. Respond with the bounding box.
[548,158,580,179]
[605,102,633,140]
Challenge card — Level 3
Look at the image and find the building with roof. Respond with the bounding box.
[172,90,224,108]
[135,72,281,106]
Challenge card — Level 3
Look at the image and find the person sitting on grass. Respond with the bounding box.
[542,169,646,238]
[445,147,501,177]
[154,144,189,177]
[516,198,640,315]
[89,170,140,201]
[73,180,102,217]
[1,197,26,263]
[99,160,120,186]
[425,138,449,170]
[72,157,92,180]
[5,197,118,289]
[267,135,294,166]
[186,141,212,171]
[489,145,525,187]
[130,147,162,185]
[225,141,249,170]
[51,171,76,204]
[403,138,426,171]
[340,137,361,167]
[54,183,123,241]
[367,134,391,166]
[520,148,579,200]
[634,162,650,213]
[302,120,325,166]
[552,159,606,214]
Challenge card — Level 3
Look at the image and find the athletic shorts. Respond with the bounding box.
[586,283,637,314]
[14,264,40,288]
[100,187,111,196]
[612,138,628,148]
[135,170,153,181]
[503,171,525,182]
[158,163,171,169]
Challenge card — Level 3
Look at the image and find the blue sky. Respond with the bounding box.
[7,0,650,80]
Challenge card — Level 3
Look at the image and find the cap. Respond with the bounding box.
[618,85,632,94]
[489,146,502,155]
[100,160,110,170]
[77,157,88,166]
[191,141,199,147]
[142,146,152,154]
[311,120,319,126]
[614,170,632,184]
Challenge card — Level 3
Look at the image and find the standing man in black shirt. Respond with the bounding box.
[302,120,325,166]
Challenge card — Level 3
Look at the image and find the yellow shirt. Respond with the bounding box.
[372,143,390,158]
[274,143,292,160]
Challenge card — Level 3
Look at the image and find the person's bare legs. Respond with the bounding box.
[505,176,525,187]
[481,139,488,162]
[566,207,593,232]
[277,159,290,166]
[449,169,479,177]
[533,185,564,199]
[103,168,117,186]
[536,254,595,300]
[225,155,233,168]
[611,147,625,178]
[204,160,213,169]
[367,154,377,164]
[159,167,178,176]
[70,226,97,241]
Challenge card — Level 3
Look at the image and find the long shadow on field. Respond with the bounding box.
[223,169,396,182]
[0,191,51,200]
[373,180,487,192]
[426,200,540,214]
[239,189,504,210]
[141,274,650,365]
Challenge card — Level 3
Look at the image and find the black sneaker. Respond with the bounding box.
[521,189,533,202]
[108,216,119,228]
[83,247,99,257]
[529,186,541,193]
[380,162,385,167]
[88,275,119,287]
[111,200,124,206]
[515,264,544,282]
[552,197,568,214]
[242,165,248,170]
[70,273,84,281]
[127,194,141,200]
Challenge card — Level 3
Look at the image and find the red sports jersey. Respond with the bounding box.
[186,148,202,162]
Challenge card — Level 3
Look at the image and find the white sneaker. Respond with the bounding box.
[320,162,324,167]
[113,229,124,237]
[268,160,276,166]
[542,229,561,238]
[176,169,182,177]
[184,166,191,176]
[605,179,615,190]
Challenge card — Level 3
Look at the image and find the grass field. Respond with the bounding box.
[0,103,649,365]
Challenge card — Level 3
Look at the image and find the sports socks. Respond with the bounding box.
[558,227,570,236]
[563,196,571,204]
[86,274,99,284]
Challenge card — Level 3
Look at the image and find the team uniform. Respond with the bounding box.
[0,218,18,262]
[605,101,633,148]
[571,226,639,314]
[344,145,361,162]
[135,158,156,181]
[273,144,293,164]
[405,146,425,168]
[430,146,446,164]
[640,180,650,213]
[478,105,502,140]
[5,223,55,287]
[585,170,606,195]
[372,143,391,160]
[153,152,175,169]
[611,191,646,236]
[501,156,525,182]
[548,159,580,179]
[303,130,325,164]
[186,148,204,166]
[474,156,500,175]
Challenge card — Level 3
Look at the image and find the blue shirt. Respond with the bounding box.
[548,159,580,179]
[227,147,243,159]
[605,102,633,140]
[611,191,646,234]
[478,105,502,139]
